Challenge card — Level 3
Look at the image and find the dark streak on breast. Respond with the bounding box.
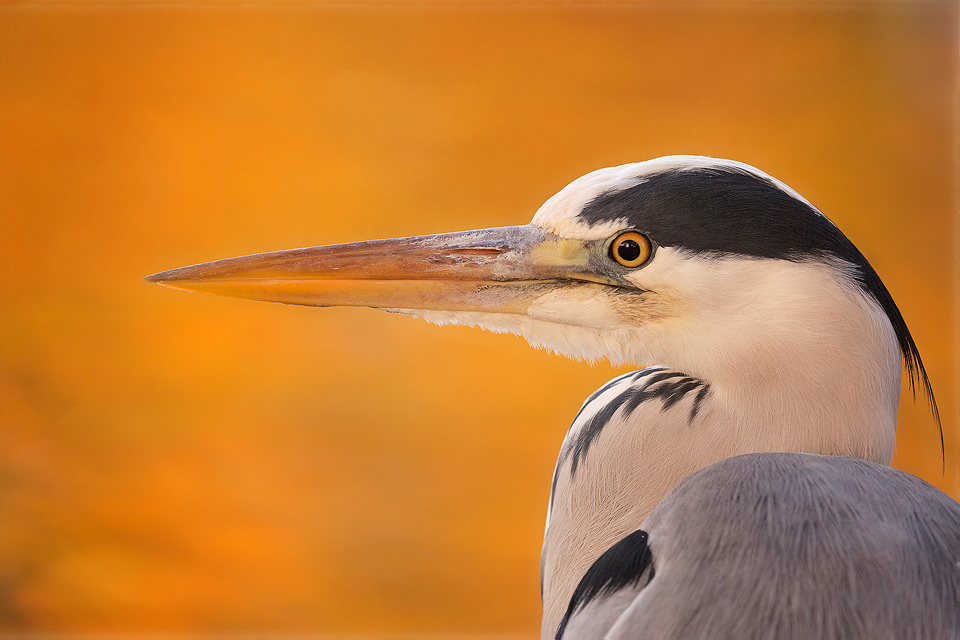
[557,367,711,480]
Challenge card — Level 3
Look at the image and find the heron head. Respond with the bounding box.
[147,156,935,425]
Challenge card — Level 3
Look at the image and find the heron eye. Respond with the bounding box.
[610,232,651,268]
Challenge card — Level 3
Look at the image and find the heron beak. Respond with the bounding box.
[145,225,602,314]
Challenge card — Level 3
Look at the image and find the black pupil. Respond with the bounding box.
[617,239,642,262]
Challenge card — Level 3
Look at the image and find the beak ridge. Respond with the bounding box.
[145,225,589,312]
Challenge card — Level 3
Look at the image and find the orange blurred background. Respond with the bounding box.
[0,0,957,635]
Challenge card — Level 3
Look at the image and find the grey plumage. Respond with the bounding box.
[558,453,960,640]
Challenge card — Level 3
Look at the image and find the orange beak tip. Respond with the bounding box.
[145,264,208,286]
[144,266,185,284]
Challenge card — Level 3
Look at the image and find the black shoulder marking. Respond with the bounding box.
[555,529,655,640]
[562,371,710,477]
[579,165,940,454]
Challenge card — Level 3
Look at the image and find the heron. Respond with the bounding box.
[147,156,960,639]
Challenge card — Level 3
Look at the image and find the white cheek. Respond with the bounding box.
[527,287,621,330]
[624,247,708,292]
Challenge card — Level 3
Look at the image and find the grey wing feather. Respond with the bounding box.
[568,453,960,640]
